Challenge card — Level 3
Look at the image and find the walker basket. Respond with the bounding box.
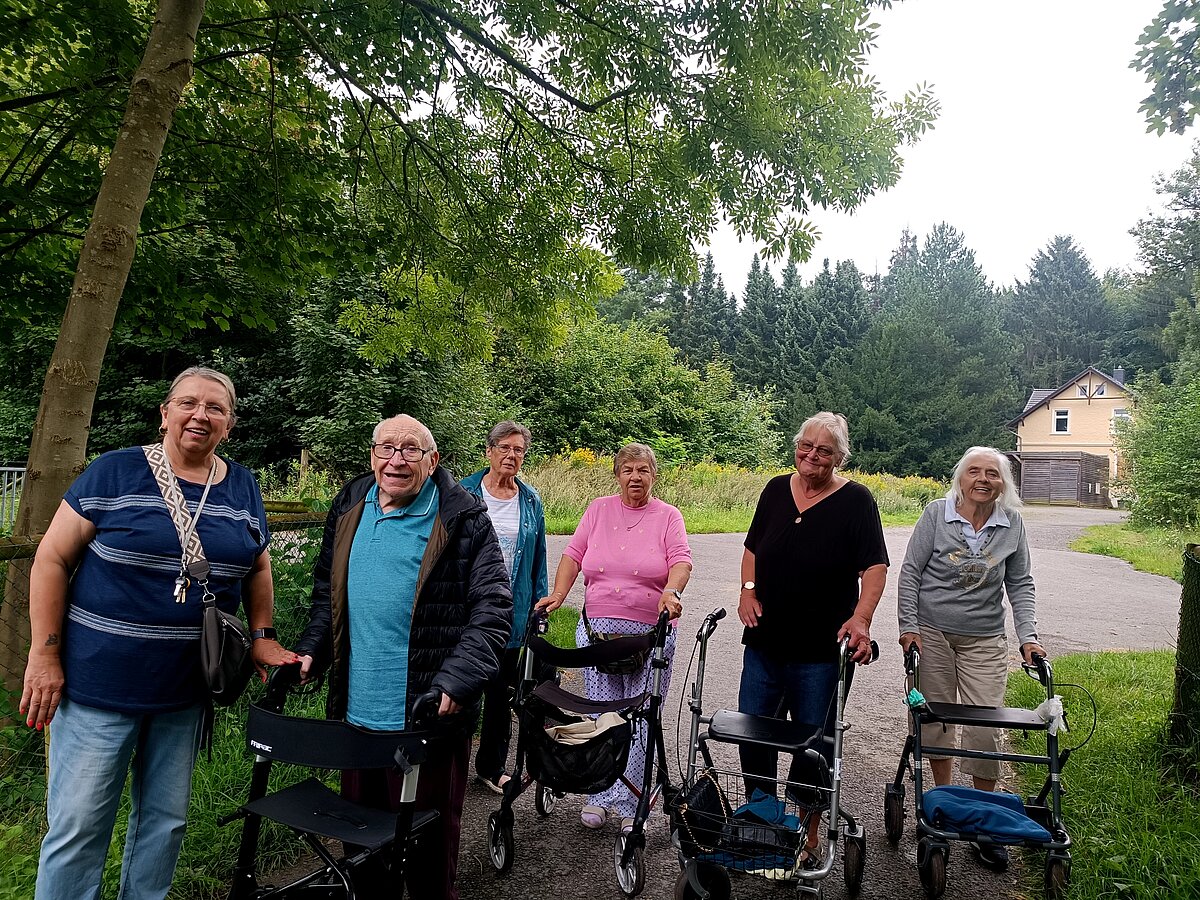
[521,707,632,794]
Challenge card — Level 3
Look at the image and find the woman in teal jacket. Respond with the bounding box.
[460,420,549,792]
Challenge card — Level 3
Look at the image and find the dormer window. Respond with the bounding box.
[1078,385,1087,397]
[1095,383,1105,397]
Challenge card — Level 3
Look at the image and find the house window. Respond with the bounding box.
[1053,409,1069,433]
[1095,383,1105,397]
[1077,385,1087,397]
[1111,408,1131,431]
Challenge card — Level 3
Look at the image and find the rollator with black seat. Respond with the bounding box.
[224,665,440,899]
[883,645,1091,899]
[672,607,876,900]
[486,609,673,897]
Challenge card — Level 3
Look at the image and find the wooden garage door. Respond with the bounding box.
[1049,459,1080,502]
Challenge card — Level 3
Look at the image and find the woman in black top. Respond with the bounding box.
[737,412,889,864]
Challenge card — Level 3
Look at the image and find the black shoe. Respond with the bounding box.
[972,841,1009,872]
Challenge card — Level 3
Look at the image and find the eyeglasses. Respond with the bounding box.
[171,398,231,419]
[490,444,527,457]
[796,441,835,460]
[371,443,434,462]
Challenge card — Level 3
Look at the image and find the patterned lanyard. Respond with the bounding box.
[143,443,217,603]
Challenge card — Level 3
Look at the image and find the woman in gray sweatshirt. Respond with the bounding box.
[897,446,1045,872]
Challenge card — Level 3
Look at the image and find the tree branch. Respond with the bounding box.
[407,0,639,113]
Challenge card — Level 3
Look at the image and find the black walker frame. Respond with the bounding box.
[225,666,440,899]
[883,646,1073,899]
[486,609,674,898]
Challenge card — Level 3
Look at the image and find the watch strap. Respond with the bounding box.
[250,627,277,641]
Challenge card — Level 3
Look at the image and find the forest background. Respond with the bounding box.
[1,0,1199,516]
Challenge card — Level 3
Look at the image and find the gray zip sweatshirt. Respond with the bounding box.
[897,498,1038,646]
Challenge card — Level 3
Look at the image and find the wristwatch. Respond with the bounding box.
[741,581,756,591]
[250,627,277,641]
[669,588,684,601]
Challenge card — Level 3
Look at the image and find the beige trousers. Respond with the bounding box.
[918,627,1008,780]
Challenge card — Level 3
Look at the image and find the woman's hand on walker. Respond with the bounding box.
[535,592,564,613]
[838,615,874,664]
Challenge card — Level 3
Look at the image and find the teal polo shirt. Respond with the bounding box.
[345,476,439,730]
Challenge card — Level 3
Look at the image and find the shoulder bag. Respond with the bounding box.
[144,443,255,706]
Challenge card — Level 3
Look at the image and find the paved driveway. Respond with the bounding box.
[455,506,1182,899]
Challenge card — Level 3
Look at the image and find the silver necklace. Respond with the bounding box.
[623,503,650,531]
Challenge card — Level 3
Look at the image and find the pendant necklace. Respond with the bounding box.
[623,503,650,531]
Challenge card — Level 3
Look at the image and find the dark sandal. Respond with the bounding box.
[799,845,822,871]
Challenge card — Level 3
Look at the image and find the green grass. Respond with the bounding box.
[1008,651,1200,899]
[1070,523,1200,583]
[532,456,941,534]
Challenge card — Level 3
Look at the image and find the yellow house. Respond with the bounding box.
[1006,366,1132,505]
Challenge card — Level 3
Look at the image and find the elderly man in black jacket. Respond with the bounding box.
[296,414,512,900]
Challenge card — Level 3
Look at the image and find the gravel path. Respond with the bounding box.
[454,505,1182,900]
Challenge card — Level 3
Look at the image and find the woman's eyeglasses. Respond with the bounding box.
[796,441,835,460]
[170,398,231,419]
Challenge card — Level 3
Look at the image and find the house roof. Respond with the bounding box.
[1006,366,1128,428]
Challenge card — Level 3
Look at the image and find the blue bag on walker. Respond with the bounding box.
[923,786,1052,845]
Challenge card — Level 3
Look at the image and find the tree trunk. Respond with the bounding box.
[0,0,208,697]
[1170,544,1200,752]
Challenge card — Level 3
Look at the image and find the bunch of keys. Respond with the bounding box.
[174,573,190,604]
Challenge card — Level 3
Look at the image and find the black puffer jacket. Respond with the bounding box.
[295,466,512,735]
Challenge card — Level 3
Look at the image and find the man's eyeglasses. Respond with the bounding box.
[171,398,231,419]
[796,441,835,460]
[371,444,434,462]
[490,444,527,457]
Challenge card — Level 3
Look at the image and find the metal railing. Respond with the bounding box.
[0,466,22,532]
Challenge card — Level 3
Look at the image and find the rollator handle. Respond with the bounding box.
[837,636,880,663]
[1023,652,1052,687]
[262,662,304,712]
[699,607,726,641]
[904,645,920,675]
[410,689,443,726]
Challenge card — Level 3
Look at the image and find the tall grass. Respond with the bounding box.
[1008,651,1200,899]
[524,452,944,533]
[1071,523,1200,583]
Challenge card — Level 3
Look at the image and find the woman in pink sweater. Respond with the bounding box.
[536,442,692,831]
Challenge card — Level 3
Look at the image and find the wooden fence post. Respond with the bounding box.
[1170,544,1200,751]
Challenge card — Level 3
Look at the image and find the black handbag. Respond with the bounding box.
[581,607,651,676]
[200,593,255,706]
[673,768,733,855]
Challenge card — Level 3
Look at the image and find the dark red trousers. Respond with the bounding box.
[341,734,469,900]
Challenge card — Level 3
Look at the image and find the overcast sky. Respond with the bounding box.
[706,0,1195,297]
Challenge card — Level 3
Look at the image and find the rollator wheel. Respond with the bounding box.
[672,863,731,900]
[1044,855,1071,899]
[614,833,646,897]
[883,783,905,845]
[843,832,867,895]
[487,810,515,875]
[916,838,947,899]
[534,781,556,816]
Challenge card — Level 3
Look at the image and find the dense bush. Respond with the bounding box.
[1120,376,1200,527]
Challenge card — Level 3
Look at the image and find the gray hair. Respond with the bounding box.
[164,367,238,425]
[486,420,532,450]
[794,412,851,466]
[372,415,438,452]
[613,442,657,475]
[949,447,1021,512]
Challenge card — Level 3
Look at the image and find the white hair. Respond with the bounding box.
[793,412,851,466]
[949,447,1021,511]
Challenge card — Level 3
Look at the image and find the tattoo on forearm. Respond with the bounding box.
[45,633,58,646]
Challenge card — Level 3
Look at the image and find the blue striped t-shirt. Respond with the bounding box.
[61,447,269,712]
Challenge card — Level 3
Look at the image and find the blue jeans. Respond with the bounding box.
[35,696,204,900]
[737,646,851,799]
